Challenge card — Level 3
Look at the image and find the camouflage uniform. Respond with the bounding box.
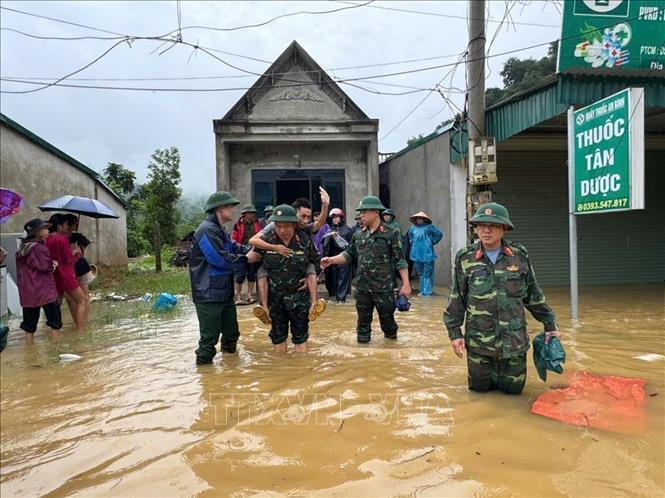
[341,224,408,342]
[443,240,557,394]
[256,232,320,345]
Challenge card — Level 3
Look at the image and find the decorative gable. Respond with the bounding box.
[222,41,369,122]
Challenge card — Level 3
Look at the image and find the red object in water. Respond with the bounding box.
[531,371,647,433]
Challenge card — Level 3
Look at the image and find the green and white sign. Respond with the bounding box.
[558,0,665,73]
[571,87,644,214]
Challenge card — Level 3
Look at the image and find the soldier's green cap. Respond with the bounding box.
[469,202,514,230]
[241,204,257,214]
[264,205,274,213]
[205,191,240,212]
[356,195,386,211]
[269,204,299,223]
[382,208,395,217]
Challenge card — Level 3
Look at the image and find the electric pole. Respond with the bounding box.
[466,0,487,241]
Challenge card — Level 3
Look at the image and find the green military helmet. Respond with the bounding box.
[264,204,274,213]
[205,191,241,212]
[382,208,395,217]
[269,204,299,223]
[241,204,257,214]
[469,202,514,230]
[356,195,386,211]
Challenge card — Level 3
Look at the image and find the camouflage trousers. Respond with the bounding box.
[466,351,527,395]
[268,288,309,345]
[355,290,397,343]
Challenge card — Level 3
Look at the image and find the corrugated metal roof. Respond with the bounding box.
[0,113,127,207]
[450,74,665,164]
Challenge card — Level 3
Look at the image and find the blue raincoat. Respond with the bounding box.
[408,224,443,296]
[408,224,443,262]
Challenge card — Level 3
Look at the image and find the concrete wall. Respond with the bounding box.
[0,125,127,267]
[227,141,369,218]
[380,132,455,288]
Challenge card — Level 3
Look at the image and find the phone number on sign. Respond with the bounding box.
[576,198,628,212]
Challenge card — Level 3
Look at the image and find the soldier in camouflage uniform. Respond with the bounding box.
[322,196,411,343]
[443,203,560,394]
[254,205,320,353]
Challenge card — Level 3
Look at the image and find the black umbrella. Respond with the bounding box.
[38,195,119,219]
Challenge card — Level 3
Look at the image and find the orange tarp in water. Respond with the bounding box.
[531,371,647,433]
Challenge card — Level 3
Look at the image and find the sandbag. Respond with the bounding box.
[531,371,647,433]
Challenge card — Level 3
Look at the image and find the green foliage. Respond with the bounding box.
[406,133,424,146]
[485,40,558,108]
[91,250,190,298]
[143,147,182,247]
[175,194,206,239]
[436,118,454,131]
[404,42,558,144]
[102,162,136,199]
[126,197,150,257]
[102,162,149,257]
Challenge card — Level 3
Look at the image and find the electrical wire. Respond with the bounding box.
[331,0,560,28]
[2,5,661,96]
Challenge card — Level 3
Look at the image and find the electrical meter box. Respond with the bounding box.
[469,137,497,185]
[467,191,493,219]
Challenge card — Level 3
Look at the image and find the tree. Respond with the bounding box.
[102,162,149,258]
[143,147,182,271]
[175,194,207,239]
[406,133,424,146]
[102,162,136,199]
[485,40,558,107]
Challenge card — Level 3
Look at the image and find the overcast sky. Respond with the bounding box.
[1,0,562,194]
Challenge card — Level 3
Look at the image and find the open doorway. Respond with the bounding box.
[275,179,310,205]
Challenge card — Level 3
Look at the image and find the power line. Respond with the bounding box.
[0,77,437,95]
[0,1,375,40]
[331,0,560,28]
[0,38,565,95]
[0,5,125,36]
[379,51,468,142]
[3,5,660,96]
[0,51,468,82]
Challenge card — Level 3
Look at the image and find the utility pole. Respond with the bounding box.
[466,0,486,242]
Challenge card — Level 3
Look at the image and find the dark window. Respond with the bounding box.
[252,169,345,214]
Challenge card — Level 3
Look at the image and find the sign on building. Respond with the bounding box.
[558,0,665,73]
[572,87,644,214]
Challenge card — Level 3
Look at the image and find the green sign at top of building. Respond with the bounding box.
[558,0,665,73]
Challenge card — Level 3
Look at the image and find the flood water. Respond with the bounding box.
[1,284,664,497]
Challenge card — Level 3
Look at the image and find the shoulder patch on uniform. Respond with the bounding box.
[505,240,528,255]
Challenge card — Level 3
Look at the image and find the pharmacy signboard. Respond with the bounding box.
[571,87,644,214]
[558,0,665,73]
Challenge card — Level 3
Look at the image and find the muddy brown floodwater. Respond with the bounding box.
[1,284,664,497]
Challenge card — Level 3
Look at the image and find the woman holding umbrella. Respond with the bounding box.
[46,214,88,331]
[38,194,120,331]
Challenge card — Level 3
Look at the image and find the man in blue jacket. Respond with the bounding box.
[189,191,257,364]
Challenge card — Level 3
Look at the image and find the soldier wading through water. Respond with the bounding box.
[443,202,560,394]
[321,196,411,343]
[254,205,320,353]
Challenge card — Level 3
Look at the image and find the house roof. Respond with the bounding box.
[0,113,127,207]
[219,40,370,122]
